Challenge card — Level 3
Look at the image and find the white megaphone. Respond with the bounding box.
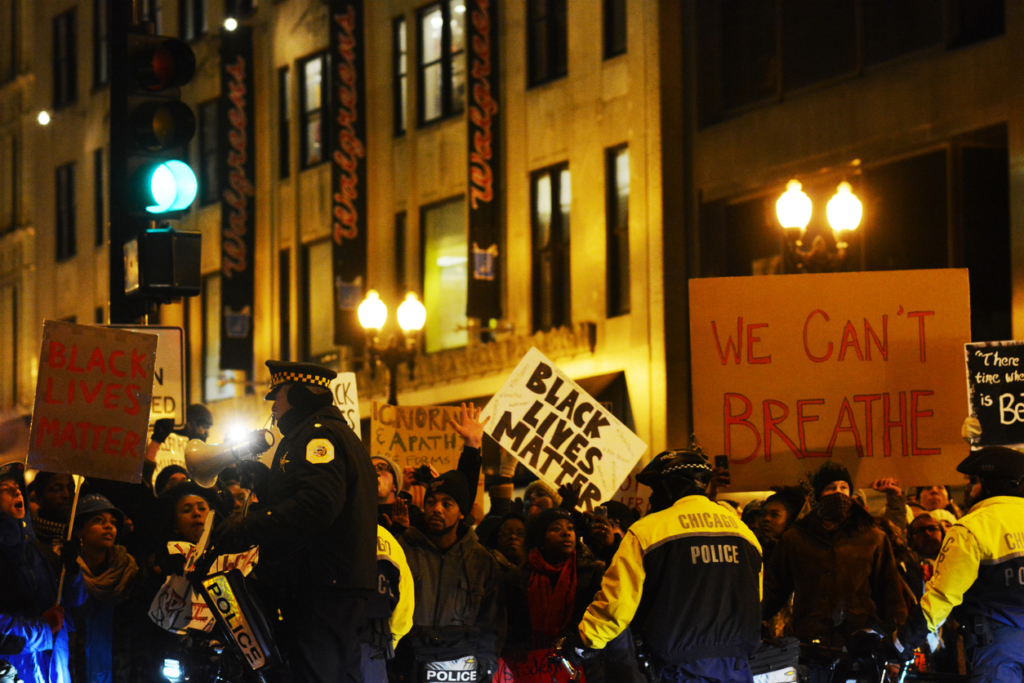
[185,430,274,488]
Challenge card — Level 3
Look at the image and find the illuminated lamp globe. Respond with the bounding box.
[826,181,863,232]
[397,292,427,332]
[223,17,238,31]
[37,111,51,126]
[358,290,387,330]
[775,179,812,230]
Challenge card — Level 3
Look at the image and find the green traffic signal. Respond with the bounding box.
[142,160,198,213]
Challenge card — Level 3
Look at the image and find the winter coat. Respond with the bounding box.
[0,511,87,683]
[763,503,908,648]
[69,546,139,683]
[398,525,505,672]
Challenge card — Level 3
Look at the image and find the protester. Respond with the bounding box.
[567,449,762,683]
[756,486,805,564]
[68,494,138,683]
[906,514,944,562]
[523,480,561,518]
[29,473,75,549]
[491,512,527,569]
[397,470,505,680]
[587,501,638,564]
[916,485,962,519]
[763,461,907,674]
[373,454,417,536]
[0,462,87,683]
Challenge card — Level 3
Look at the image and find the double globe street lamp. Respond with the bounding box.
[358,290,427,406]
[776,179,863,273]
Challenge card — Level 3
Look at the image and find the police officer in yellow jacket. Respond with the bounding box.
[361,525,415,682]
[567,449,763,683]
[891,446,1024,681]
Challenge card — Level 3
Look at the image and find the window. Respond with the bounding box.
[0,285,16,409]
[299,53,327,168]
[225,0,255,17]
[202,274,237,402]
[531,164,570,332]
[603,0,626,59]
[93,148,104,246]
[93,0,109,88]
[138,0,162,33]
[395,211,407,292]
[0,135,14,235]
[394,17,408,135]
[417,1,466,125]
[56,163,76,261]
[198,99,219,205]
[179,0,206,42]
[53,9,77,108]
[606,146,629,317]
[302,240,335,358]
[527,0,567,87]
[279,249,291,360]
[1,1,16,84]
[278,67,291,179]
[421,197,468,352]
[94,306,104,324]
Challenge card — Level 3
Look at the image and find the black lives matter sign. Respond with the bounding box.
[966,340,1024,445]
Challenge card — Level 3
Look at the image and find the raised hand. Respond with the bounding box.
[450,402,490,449]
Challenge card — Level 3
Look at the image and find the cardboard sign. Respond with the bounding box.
[331,372,361,432]
[370,401,484,511]
[111,326,185,428]
[480,348,649,512]
[689,269,971,490]
[29,321,158,483]
[965,340,1024,446]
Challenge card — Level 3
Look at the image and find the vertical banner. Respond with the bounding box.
[466,0,503,321]
[330,0,368,346]
[219,26,256,373]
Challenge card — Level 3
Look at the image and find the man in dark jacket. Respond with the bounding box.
[398,470,505,680]
[215,361,378,683]
[763,462,907,673]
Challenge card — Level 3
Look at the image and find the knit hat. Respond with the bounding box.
[74,493,125,530]
[525,507,574,551]
[764,486,806,523]
[524,480,562,508]
[810,461,853,501]
[425,471,473,516]
[154,465,189,495]
[371,455,401,486]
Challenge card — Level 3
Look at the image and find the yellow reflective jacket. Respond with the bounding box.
[920,496,1024,632]
[377,525,415,647]
[579,495,763,663]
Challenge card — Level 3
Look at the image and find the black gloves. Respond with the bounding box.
[152,418,175,444]
[235,459,270,492]
[557,483,580,511]
[59,537,81,576]
[213,512,252,553]
[557,630,599,668]
[158,553,188,577]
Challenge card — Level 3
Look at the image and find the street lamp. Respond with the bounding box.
[777,179,862,273]
[359,290,427,406]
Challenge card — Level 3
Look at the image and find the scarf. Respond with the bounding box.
[526,548,577,647]
[818,492,853,524]
[78,545,139,606]
[32,511,66,548]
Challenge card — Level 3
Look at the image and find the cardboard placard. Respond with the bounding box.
[480,348,648,512]
[689,269,971,490]
[965,340,1024,446]
[330,372,361,432]
[369,401,484,511]
[29,321,158,483]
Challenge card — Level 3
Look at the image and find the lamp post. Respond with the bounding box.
[776,179,862,273]
[358,290,427,406]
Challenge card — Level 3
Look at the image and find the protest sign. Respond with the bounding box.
[480,348,649,512]
[369,401,484,510]
[965,340,1024,446]
[111,326,185,428]
[29,321,158,483]
[331,372,361,432]
[689,269,971,490]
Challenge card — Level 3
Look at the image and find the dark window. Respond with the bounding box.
[53,9,77,109]
[225,0,256,17]
[531,163,571,332]
[278,66,291,179]
[93,148,104,246]
[603,0,626,59]
[94,306,104,324]
[606,145,630,317]
[202,273,237,401]
[417,1,466,126]
[198,99,219,205]
[0,285,17,409]
[863,0,943,66]
[56,163,76,261]
[92,0,109,88]
[781,0,857,92]
[394,17,408,135]
[179,0,206,42]
[299,52,327,168]
[279,249,291,360]
[948,0,1005,49]
[527,0,567,87]
[0,134,14,235]
[1,1,16,84]
[138,0,162,33]
[395,211,407,291]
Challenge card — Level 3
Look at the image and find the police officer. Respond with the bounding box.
[566,449,763,683]
[216,361,378,683]
[890,446,1024,681]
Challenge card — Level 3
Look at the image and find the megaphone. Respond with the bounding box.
[185,430,274,488]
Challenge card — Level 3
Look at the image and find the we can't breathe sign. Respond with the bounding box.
[689,269,972,490]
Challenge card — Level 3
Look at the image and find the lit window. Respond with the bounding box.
[300,53,327,168]
[394,17,408,135]
[203,274,238,402]
[606,145,629,317]
[532,164,570,332]
[303,240,335,358]
[422,197,468,352]
[417,1,466,125]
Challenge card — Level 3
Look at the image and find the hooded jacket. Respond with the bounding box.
[0,509,86,683]
[763,502,907,647]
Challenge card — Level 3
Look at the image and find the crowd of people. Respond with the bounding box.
[1,360,1023,683]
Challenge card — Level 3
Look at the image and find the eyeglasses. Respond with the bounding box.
[374,463,392,475]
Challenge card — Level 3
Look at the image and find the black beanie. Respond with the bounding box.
[526,507,574,551]
[811,461,853,501]
[154,465,189,495]
[425,471,473,516]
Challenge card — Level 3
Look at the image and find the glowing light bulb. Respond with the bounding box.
[826,181,863,232]
[776,179,812,231]
[358,290,388,330]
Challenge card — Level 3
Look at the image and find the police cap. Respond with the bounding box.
[265,361,337,400]
[636,449,713,487]
[956,446,1024,481]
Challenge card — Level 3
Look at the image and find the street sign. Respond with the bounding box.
[110,326,186,428]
